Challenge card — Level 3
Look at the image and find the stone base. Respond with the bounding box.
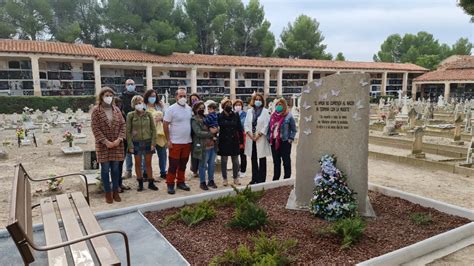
[406,130,415,137]
[80,170,99,189]
[409,153,426,159]
[383,132,399,136]
[75,138,87,144]
[74,133,87,139]
[451,141,464,145]
[286,188,376,217]
[61,146,83,154]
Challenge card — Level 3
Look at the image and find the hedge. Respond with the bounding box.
[0,96,96,114]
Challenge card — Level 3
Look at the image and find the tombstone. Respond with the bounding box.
[41,123,50,133]
[83,150,100,170]
[383,106,398,136]
[0,149,7,159]
[464,108,472,133]
[410,127,426,158]
[437,95,445,108]
[287,73,374,217]
[407,108,417,130]
[452,114,464,145]
[467,141,473,164]
[11,113,19,124]
[401,96,409,115]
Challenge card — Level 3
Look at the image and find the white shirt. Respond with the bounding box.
[163,103,192,144]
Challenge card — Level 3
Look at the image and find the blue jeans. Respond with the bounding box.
[156,145,167,176]
[199,149,216,183]
[125,153,133,172]
[101,161,120,193]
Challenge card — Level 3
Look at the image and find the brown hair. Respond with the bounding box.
[96,87,115,105]
[189,93,201,105]
[233,99,244,107]
[192,101,205,115]
[275,98,289,114]
[249,93,265,108]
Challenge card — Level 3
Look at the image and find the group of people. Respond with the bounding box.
[91,80,297,203]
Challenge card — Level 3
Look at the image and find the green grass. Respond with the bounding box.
[162,201,216,227]
[410,212,433,226]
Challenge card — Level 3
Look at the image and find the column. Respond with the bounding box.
[381,71,388,96]
[146,65,153,91]
[94,61,101,95]
[30,55,41,96]
[308,70,314,83]
[264,68,270,98]
[411,82,418,99]
[444,82,451,101]
[191,66,197,94]
[230,67,236,100]
[402,72,408,95]
[277,68,283,97]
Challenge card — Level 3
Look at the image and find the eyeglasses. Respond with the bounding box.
[126,83,134,86]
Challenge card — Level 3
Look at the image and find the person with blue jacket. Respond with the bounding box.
[267,98,297,180]
[233,99,247,178]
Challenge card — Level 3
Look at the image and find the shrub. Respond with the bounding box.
[323,216,366,249]
[209,185,264,208]
[162,201,216,227]
[0,96,95,114]
[227,200,268,230]
[210,232,297,266]
[410,212,433,225]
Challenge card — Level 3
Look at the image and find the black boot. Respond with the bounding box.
[137,180,144,192]
[167,184,175,194]
[148,180,159,191]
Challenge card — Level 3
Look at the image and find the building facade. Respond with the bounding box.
[413,55,474,101]
[0,39,428,102]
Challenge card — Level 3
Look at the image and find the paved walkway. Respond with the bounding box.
[0,211,188,265]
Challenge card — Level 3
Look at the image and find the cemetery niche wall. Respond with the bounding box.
[287,73,375,217]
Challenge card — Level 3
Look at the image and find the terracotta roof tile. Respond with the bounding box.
[414,56,474,82]
[0,39,428,72]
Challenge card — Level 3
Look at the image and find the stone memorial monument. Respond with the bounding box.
[287,73,374,217]
[452,114,464,145]
[410,127,426,158]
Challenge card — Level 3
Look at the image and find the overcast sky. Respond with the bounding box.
[242,0,473,61]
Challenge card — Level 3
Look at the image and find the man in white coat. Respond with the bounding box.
[244,93,272,184]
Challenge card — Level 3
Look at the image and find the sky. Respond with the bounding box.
[242,0,473,62]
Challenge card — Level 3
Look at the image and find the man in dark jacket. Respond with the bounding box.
[120,79,138,179]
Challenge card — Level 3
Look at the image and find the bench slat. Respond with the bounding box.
[40,197,68,266]
[56,194,95,266]
[71,192,120,265]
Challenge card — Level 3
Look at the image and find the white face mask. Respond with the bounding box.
[234,105,242,112]
[177,97,187,106]
[103,96,113,105]
[135,103,145,111]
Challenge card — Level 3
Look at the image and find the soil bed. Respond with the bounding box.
[144,186,470,265]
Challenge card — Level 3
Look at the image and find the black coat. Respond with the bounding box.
[119,90,139,119]
[217,112,243,156]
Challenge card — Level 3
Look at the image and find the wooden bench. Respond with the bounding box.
[6,163,131,265]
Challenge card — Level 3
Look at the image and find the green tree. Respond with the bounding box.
[335,52,345,61]
[458,0,474,22]
[0,5,16,38]
[374,32,472,70]
[276,14,332,59]
[239,0,275,56]
[104,0,194,55]
[451,37,473,55]
[3,0,53,40]
[185,0,216,54]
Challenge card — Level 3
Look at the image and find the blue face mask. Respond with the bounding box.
[148,97,156,104]
[276,105,283,113]
[127,84,135,92]
[254,100,262,107]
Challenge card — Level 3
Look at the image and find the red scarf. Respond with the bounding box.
[269,111,286,150]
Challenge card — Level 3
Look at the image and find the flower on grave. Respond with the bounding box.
[63,131,74,143]
[47,176,64,191]
[310,154,358,221]
[16,127,25,139]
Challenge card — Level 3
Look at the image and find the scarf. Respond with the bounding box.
[269,111,286,150]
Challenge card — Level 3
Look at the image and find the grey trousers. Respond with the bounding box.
[221,155,240,180]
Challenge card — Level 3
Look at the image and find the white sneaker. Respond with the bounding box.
[223,179,228,186]
[239,172,246,178]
